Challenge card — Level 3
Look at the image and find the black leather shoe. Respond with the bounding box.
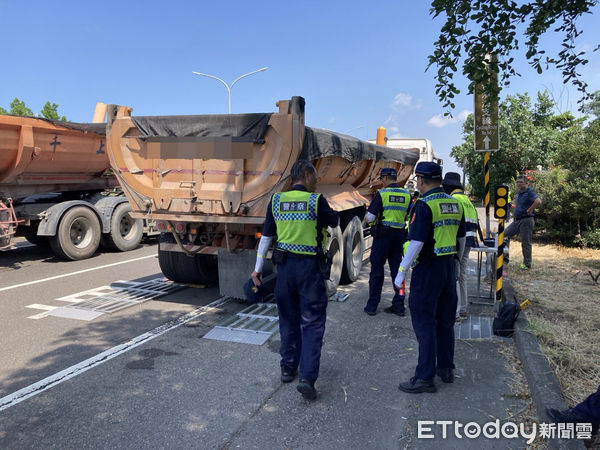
[297,379,317,400]
[384,306,405,317]
[398,377,437,393]
[436,368,454,383]
[281,366,297,383]
[363,308,376,316]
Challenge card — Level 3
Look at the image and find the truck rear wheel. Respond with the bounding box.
[325,226,344,297]
[195,254,219,285]
[158,233,218,286]
[101,203,143,252]
[50,206,101,260]
[340,216,364,284]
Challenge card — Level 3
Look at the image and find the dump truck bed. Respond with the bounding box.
[106,97,419,223]
[0,115,112,201]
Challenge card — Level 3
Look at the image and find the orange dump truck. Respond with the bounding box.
[106,96,419,297]
[0,110,147,259]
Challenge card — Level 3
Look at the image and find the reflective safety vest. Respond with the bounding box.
[451,189,478,240]
[378,187,411,229]
[272,191,327,255]
[421,192,463,256]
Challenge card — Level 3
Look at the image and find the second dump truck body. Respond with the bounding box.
[106,97,420,297]
[0,111,148,258]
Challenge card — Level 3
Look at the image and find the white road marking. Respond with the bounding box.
[25,304,57,311]
[0,254,156,293]
[0,296,230,412]
[25,304,58,320]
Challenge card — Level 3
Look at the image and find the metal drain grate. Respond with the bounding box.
[46,278,185,320]
[454,315,494,340]
[203,303,279,345]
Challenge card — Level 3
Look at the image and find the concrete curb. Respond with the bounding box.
[504,279,586,450]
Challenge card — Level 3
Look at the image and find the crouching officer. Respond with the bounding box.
[364,167,411,316]
[394,162,466,393]
[250,160,339,400]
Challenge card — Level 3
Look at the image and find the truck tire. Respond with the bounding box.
[101,203,143,252]
[340,216,364,284]
[49,206,101,260]
[158,233,218,286]
[195,254,219,285]
[325,225,344,297]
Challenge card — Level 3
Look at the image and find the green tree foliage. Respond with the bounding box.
[533,119,600,247]
[0,98,68,121]
[9,98,34,116]
[453,91,600,248]
[40,101,67,121]
[429,0,600,112]
[451,91,564,198]
[581,89,600,119]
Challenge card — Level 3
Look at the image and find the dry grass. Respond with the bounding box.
[506,242,600,411]
[499,342,548,449]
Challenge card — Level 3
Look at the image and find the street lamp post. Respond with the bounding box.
[344,125,364,134]
[192,67,268,113]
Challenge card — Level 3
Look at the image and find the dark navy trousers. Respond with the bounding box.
[573,384,600,424]
[274,255,328,382]
[365,228,406,313]
[408,255,458,381]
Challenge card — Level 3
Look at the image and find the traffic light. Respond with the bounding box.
[494,184,509,219]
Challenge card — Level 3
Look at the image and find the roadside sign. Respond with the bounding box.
[474,86,499,152]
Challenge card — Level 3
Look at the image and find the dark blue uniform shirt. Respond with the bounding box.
[407,187,466,261]
[513,187,539,219]
[367,183,400,218]
[262,184,339,237]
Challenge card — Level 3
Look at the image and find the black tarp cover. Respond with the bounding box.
[129,114,419,166]
[302,127,419,166]
[132,114,272,144]
[0,114,107,135]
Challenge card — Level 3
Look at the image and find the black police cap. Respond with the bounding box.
[442,172,463,188]
[414,161,442,179]
[380,167,397,178]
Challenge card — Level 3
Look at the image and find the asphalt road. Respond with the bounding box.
[0,238,226,398]
[0,239,530,449]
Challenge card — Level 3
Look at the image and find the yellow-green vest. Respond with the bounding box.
[272,191,327,255]
[421,191,463,256]
[451,189,478,239]
[378,187,411,229]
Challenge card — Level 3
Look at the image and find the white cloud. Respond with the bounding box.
[428,109,471,128]
[392,92,413,109]
[457,110,471,121]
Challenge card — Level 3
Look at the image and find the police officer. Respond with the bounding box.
[394,162,466,393]
[251,160,339,400]
[364,167,411,316]
[442,172,478,321]
[547,385,600,435]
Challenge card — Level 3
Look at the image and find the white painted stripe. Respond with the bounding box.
[0,296,230,412]
[0,254,156,293]
[26,304,58,320]
[27,312,52,320]
[25,304,57,311]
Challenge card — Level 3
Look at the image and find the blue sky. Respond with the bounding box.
[1,1,599,174]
